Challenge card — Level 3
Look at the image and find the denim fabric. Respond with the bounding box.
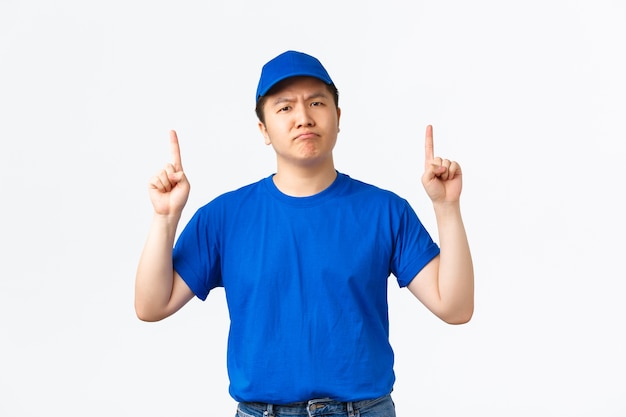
[236,394,395,417]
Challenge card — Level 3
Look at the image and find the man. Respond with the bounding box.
[135,50,474,417]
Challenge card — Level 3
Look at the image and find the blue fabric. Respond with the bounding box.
[173,172,440,404]
[256,50,333,101]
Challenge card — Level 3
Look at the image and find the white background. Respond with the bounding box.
[1,1,625,416]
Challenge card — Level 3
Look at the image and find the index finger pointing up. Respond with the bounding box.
[424,124,434,165]
[170,130,183,171]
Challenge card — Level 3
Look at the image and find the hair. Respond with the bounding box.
[255,80,339,125]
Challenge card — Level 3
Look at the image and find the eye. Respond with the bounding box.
[310,101,324,107]
[278,106,291,112]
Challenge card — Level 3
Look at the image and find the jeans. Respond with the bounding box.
[236,394,396,417]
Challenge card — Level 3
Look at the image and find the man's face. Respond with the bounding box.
[258,76,341,169]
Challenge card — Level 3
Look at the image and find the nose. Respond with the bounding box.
[294,103,314,128]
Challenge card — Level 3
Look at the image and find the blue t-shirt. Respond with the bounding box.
[173,172,440,404]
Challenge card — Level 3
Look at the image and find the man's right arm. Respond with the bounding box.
[134,130,194,322]
[135,214,194,321]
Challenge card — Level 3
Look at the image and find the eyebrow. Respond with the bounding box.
[271,91,329,106]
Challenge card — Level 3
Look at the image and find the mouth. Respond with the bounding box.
[294,132,318,140]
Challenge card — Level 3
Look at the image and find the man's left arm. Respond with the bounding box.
[407,125,474,324]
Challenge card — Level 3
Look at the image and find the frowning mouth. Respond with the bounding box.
[294,132,318,140]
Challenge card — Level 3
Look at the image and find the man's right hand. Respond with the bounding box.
[149,130,190,216]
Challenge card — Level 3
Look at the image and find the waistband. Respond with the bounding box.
[240,393,391,416]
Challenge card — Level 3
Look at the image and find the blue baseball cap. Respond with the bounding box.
[256,50,334,102]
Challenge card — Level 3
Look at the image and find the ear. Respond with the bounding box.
[337,107,341,133]
[258,121,271,145]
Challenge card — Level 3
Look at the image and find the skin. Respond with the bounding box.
[135,76,473,325]
[409,124,474,324]
[134,130,194,321]
[258,76,341,196]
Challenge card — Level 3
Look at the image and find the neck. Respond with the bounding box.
[272,159,337,197]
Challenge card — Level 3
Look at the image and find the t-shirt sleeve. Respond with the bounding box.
[391,201,440,287]
[172,207,223,301]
